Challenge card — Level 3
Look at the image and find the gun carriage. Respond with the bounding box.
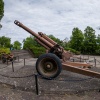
[14,20,100,79]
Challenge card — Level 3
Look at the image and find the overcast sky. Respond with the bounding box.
[1,0,100,44]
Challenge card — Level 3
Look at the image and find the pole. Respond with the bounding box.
[35,74,39,95]
[18,56,19,62]
[12,61,14,72]
[94,58,96,67]
[24,58,25,66]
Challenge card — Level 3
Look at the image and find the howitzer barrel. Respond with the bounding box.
[35,38,50,50]
[38,32,57,45]
[14,20,54,49]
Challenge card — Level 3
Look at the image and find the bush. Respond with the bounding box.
[29,46,46,58]
[65,47,80,55]
[0,47,11,60]
[0,47,10,54]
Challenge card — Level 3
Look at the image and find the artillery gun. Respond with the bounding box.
[14,20,100,79]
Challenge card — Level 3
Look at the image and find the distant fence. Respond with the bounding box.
[70,55,100,67]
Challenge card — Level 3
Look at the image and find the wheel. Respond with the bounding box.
[36,53,62,79]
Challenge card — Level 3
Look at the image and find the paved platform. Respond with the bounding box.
[0,58,100,95]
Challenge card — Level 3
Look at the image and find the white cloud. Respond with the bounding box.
[1,0,100,44]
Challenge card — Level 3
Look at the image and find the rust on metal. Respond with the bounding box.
[14,20,54,48]
[35,38,50,50]
[62,63,100,78]
[14,20,100,79]
[63,61,91,68]
[38,32,57,45]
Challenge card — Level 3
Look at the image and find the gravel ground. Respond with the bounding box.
[0,55,100,100]
[0,83,100,100]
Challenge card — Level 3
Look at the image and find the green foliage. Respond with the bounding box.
[13,41,22,50]
[23,36,46,57]
[83,26,97,54]
[96,34,100,46]
[23,36,36,49]
[69,27,84,52]
[0,47,10,59]
[68,26,100,55]
[0,0,4,28]
[65,47,80,55]
[29,46,46,58]
[48,35,64,47]
[23,36,42,49]
[0,0,4,20]
[0,47,10,54]
[48,35,61,44]
[0,36,11,48]
[95,34,100,55]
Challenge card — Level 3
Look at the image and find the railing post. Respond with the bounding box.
[72,58,74,62]
[24,58,25,66]
[80,56,81,62]
[7,59,8,65]
[35,74,39,95]
[18,56,19,62]
[12,61,14,72]
[88,55,89,59]
[94,58,96,67]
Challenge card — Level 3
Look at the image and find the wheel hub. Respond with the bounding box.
[46,64,51,68]
[44,62,54,71]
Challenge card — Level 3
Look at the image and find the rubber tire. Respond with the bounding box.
[36,53,62,80]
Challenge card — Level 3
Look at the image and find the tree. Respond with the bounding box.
[69,27,84,52]
[48,35,61,43]
[0,36,11,48]
[83,26,97,54]
[23,36,39,49]
[13,41,22,50]
[23,36,46,57]
[96,34,100,54]
[96,34,100,44]
[48,34,65,47]
[0,0,4,29]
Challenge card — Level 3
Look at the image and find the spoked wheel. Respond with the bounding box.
[36,53,62,79]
